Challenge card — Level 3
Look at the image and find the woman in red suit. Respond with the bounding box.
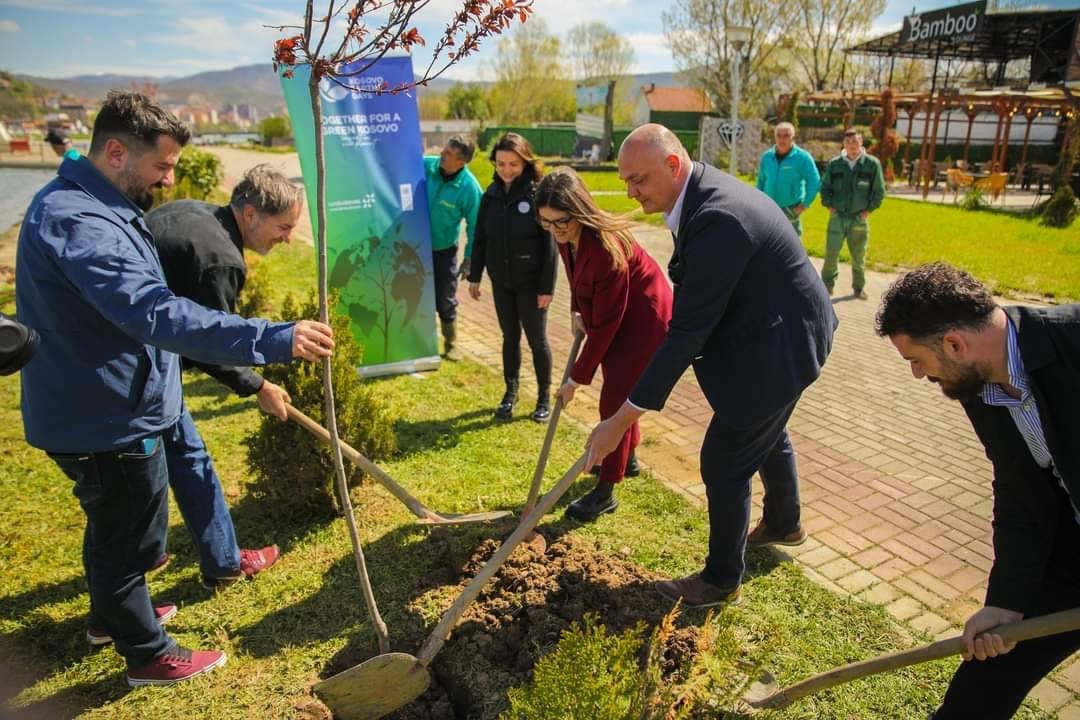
[535,168,673,522]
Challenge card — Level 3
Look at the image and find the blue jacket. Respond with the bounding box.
[755,144,821,212]
[424,156,482,256]
[16,156,295,453]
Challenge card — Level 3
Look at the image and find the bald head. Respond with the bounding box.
[617,123,691,215]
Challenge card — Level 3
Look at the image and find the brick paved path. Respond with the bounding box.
[453,224,1080,714]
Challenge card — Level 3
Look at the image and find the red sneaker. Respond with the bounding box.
[201,545,280,589]
[86,603,178,647]
[125,646,226,687]
[148,553,171,574]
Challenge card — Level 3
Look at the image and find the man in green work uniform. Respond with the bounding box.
[819,129,885,300]
[424,135,483,359]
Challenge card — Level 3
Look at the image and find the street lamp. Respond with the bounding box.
[727,25,751,175]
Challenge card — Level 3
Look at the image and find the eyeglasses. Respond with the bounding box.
[539,215,573,231]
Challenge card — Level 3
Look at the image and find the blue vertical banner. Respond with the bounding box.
[281,54,440,377]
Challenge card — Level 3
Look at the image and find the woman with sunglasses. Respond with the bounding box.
[535,168,672,522]
[467,133,557,422]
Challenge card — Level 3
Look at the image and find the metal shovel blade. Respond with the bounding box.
[313,652,429,720]
[738,669,781,711]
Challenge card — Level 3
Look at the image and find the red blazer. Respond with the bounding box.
[558,228,672,387]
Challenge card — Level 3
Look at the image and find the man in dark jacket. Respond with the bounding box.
[146,164,303,590]
[587,124,837,607]
[876,263,1080,719]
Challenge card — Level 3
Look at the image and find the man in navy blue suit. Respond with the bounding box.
[586,124,837,607]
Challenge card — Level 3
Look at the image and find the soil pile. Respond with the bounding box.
[385,533,700,719]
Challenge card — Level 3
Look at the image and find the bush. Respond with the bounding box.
[152,146,225,206]
[234,253,273,318]
[1040,186,1079,229]
[503,609,742,720]
[245,291,397,515]
[959,185,987,212]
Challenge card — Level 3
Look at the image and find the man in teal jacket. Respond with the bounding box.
[819,128,885,300]
[755,122,820,238]
[424,135,483,359]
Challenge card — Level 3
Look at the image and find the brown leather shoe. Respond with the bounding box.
[746,520,807,548]
[654,572,740,609]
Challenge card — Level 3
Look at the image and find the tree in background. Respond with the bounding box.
[566,22,634,83]
[259,115,292,146]
[489,18,575,123]
[566,22,634,159]
[418,91,449,120]
[786,0,884,91]
[663,0,796,117]
[447,82,490,120]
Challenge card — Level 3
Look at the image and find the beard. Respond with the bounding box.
[929,357,989,401]
[119,165,161,211]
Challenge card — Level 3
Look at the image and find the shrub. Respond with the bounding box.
[153,145,225,206]
[959,185,987,212]
[234,253,273,318]
[245,291,397,515]
[1040,186,1079,229]
[503,609,743,720]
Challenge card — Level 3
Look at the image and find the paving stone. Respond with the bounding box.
[886,596,925,622]
[1029,678,1072,712]
[859,581,902,605]
[909,612,952,637]
[818,557,861,581]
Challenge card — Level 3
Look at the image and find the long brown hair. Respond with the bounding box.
[534,168,635,271]
[489,132,543,183]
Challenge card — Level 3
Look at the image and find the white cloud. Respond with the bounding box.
[0,20,20,32]
[0,0,141,16]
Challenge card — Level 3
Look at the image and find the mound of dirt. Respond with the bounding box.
[385,533,700,720]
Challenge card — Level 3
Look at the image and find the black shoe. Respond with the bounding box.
[531,397,551,423]
[565,483,618,522]
[494,381,517,420]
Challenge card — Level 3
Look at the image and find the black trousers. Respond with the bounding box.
[432,246,459,324]
[490,282,551,393]
[699,396,801,590]
[934,514,1080,719]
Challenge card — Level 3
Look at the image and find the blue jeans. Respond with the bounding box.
[49,437,175,667]
[699,397,802,590]
[163,408,241,579]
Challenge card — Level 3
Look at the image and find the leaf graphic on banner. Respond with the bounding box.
[391,235,425,324]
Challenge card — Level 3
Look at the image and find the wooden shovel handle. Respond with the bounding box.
[417,453,588,665]
[286,404,432,520]
[524,331,585,514]
[771,607,1080,707]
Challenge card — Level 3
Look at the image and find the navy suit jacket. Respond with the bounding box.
[629,162,837,425]
[963,305,1080,616]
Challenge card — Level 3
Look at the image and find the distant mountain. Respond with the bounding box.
[15,65,686,118]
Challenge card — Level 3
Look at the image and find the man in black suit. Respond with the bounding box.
[876,263,1080,719]
[586,124,837,607]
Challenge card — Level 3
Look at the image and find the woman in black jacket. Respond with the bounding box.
[467,133,557,422]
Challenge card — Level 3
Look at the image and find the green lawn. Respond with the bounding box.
[465,155,1080,300]
[0,240,1054,719]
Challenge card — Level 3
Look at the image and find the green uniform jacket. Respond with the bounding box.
[819,152,885,216]
[424,156,483,255]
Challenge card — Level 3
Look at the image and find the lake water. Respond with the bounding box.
[0,167,57,233]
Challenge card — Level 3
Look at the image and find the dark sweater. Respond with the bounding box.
[468,174,557,294]
[146,200,264,397]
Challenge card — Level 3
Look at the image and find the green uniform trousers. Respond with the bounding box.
[822,212,868,292]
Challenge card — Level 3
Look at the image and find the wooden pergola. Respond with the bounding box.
[845,5,1080,197]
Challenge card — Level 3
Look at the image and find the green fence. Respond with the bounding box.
[479,126,700,159]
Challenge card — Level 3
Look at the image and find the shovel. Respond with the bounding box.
[521,329,585,553]
[740,606,1080,711]
[287,405,510,526]
[313,453,588,720]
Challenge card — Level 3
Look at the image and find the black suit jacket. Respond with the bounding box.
[630,162,837,425]
[963,304,1080,615]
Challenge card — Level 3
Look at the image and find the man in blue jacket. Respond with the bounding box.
[755,122,820,238]
[424,135,482,359]
[16,91,334,687]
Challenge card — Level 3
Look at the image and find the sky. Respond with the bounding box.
[0,0,1075,81]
